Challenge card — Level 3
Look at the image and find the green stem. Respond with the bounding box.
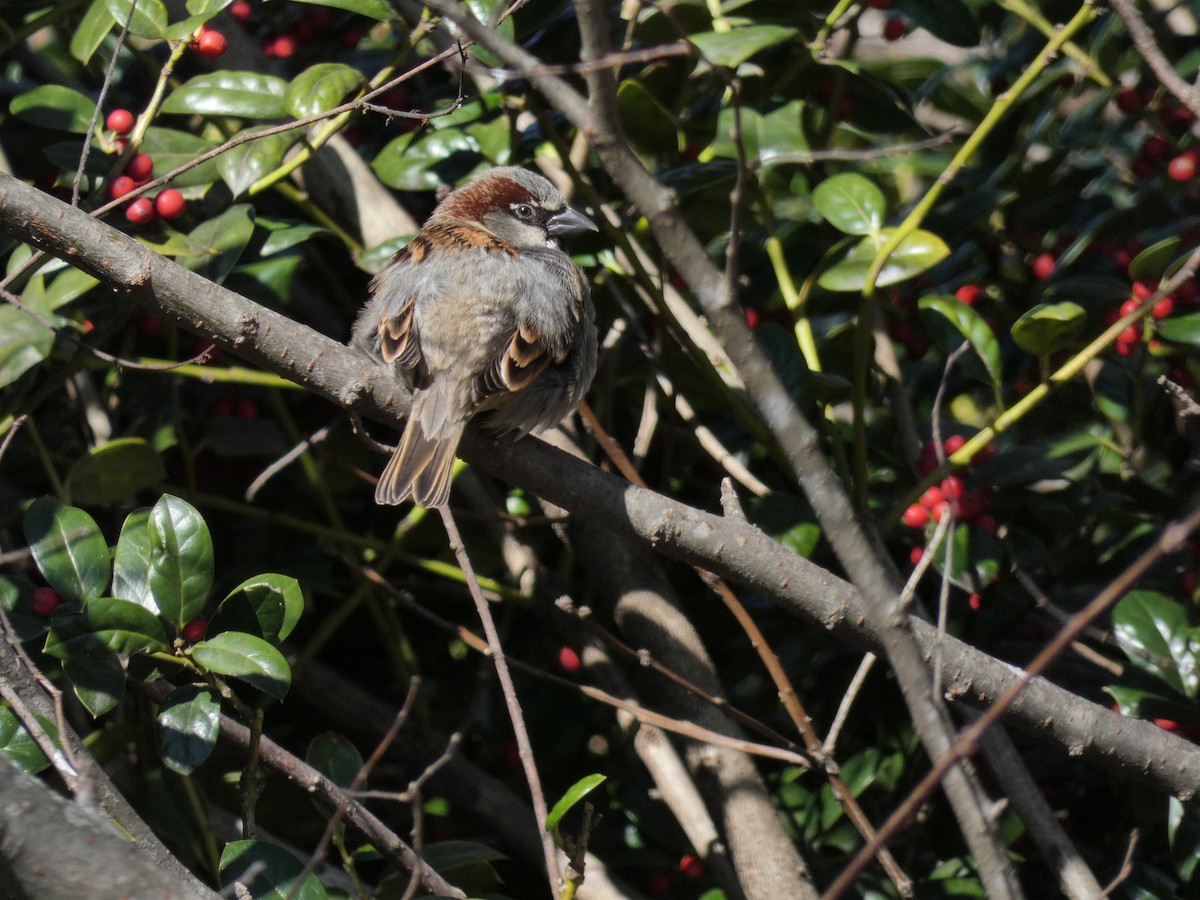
[179,773,222,879]
[766,235,821,372]
[996,0,1111,87]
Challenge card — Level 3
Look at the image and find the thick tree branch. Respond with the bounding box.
[1,174,1197,808]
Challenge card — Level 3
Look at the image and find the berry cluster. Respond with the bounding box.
[1115,87,1197,183]
[903,435,997,537]
[1104,276,1197,358]
[104,110,188,225]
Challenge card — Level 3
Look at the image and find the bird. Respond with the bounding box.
[353,166,598,508]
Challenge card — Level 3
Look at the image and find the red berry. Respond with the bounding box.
[339,27,365,48]
[31,587,64,616]
[194,28,228,59]
[976,514,998,533]
[930,500,950,523]
[679,854,704,878]
[125,152,154,182]
[557,646,581,673]
[266,35,297,58]
[882,16,907,41]
[1132,158,1156,180]
[1115,87,1143,115]
[228,0,252,21]
[108,175,135,200]
[1031,253,1057,279]
[909,546,926,566]
[919,486,945,510]
[234,398,259,420]
[181,616,208,642]
[211,396,234,418]
[106,108,134,135]
[1168,152,1198,183]
[744,307,760,330]
[954,284,983,306]
[1153,296,1175,319]
[1182,571,1199,596]
[1116,324,1142,345]
[867,0,894,7]
[1119,298,1141,318]
[1132,280,1156,300]
[154,188,186,219]
[902,503,930,528]
[943,434,967,456]
[125,197,156,224]
[1115,339,1136,357]
[941,474,966,501]
[968,592,983,611]
[1142,133,1171,162]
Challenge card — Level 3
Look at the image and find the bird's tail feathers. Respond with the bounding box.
[375,383,467,508]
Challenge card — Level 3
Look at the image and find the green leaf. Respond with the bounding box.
[419,840,507,873]
[63,652,125,716]
[1010,301,1086,356]
[372,130,481,191]
[148,494,214,630]
[0,305,54,389]
[1128,237,1180,282]
[191,633,291,700]
[617,80,679,156]
[65,438,166,506]
[813,173,886,236]
[306,733,363,788]
[43,601,166,660]
[690,25,799,68]
[546,773,606,832]
[24,498,111,603]
[284,64,364,118]
[216,574,305,644]
[1113,591,1198,698]
[139,127,222,188]
[44,268,100,310]
[256,219,331,256]
[156,686,220,774]
[291,0,394,20]
[70,0,116,64]
[818,228,950,292]
[895,0,980,47]
[9,86,97,134]
[174,205,256,283]
[918,294,1004,390]
[220,841,328,900]
[0,708,52,774]
[1157,313,1200,348]
[750,493,820,558]
[162,72,289,119]
[217,131,296,197]
[112,509,156,613]
[106,0,169,38]
[0,577,46,642]
[460,0,515,66]
[187,0,235,14]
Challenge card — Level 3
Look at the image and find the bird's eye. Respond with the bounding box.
[513,203,535,220]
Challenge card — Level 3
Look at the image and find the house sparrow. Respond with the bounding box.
[353,166,598,508]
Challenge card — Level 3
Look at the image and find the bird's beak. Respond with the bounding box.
[547,205,598,237]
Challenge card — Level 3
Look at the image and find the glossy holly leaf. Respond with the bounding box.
[1157,313,1200,348]
[139,128,222,188]
[1128,237,1180,282]
[460,0,515,66]
[690,25,799,68]
[0,576,46,642]
[63,652,125,717]
[1010,301,1086,356]
[156,685,221,774]
[0,708,54,774]
[173,205,255,283]
[256,219,331,256]
[220,841,328,900]
[163,0,234,39]
[291,0,393,20]
[372,130,481,190]
[218,131,297,197]
[306,733,363,788]
[163,72,289,119]
[84,598,169,655]
[1112,591,1199,699]
[895,0,980,47]
[919,294,1003,390]
[546,773,606,832]
[618,80,679,156]
[70,0,115,64]
[813,173,886,236]
[0,306,53,389]
[112,508,156,613]
[190,633,291,700]
[24,498,111,603]
[420,840,507,875]
[215,574,305,644]
[10,86,97,134]
[818,228,950,291]
[65,439,166,506]
[147,494,214,630]
[285,63,364,118]
[106,0,168,38]
[43,268,100,310]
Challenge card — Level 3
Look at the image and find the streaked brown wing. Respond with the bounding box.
[376,298,421,369]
